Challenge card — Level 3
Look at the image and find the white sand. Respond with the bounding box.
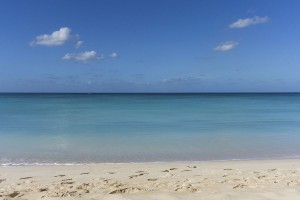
[1,159,300,199]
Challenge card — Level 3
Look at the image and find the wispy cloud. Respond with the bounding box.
[132,74,145,79]
[109,52,118,58]
[75,40,83,48]
[62,51,104,62]
[229,16,269,29]
[30,27,72,46]
[214,41,238,51]
[160,74,207,85]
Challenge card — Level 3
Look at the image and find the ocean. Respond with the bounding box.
[1,93,300,165]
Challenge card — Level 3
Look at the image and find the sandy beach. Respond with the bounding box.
[0,159,300,199]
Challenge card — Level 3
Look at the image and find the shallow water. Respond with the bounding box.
[1,93,300,165]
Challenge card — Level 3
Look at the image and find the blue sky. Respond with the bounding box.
[1,0,300,92]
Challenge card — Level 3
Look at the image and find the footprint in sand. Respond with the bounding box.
[135,170,147,173]
[39,188,48,192]
[62,178,73,181]
[9,191,20,198]
[147,178,158,181]
[54,174,66,177]
[109,187,142,194]
[80,172,90,175]
[19,177,33,180]
[0,179,6,183]
[102,178,112,183]
[268,168,277,172]
[129,173,146,179]
[129,171,149,179]
[257,175,266,179]
[61,181,75,185]
[233,183,247,189]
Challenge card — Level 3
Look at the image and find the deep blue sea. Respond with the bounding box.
[1,93,300,165]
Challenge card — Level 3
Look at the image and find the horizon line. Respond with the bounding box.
[1,92,300,94]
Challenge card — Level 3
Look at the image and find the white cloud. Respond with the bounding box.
[109,52,118,58]
[214,41,238,51]
[75,40,83,48]
[62,51,104,62]
[31,27,72,46]
[229,16,269,28]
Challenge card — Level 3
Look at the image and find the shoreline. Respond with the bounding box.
[1,159,300,199]
[2,156,300,167]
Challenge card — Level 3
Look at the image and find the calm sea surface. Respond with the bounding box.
[1,93,300,165]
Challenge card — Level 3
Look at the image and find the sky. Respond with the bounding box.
[1,0,300,93]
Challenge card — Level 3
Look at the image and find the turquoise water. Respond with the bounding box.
[1,93,300,165]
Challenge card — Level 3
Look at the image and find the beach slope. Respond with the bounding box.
[1,159,300,199]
